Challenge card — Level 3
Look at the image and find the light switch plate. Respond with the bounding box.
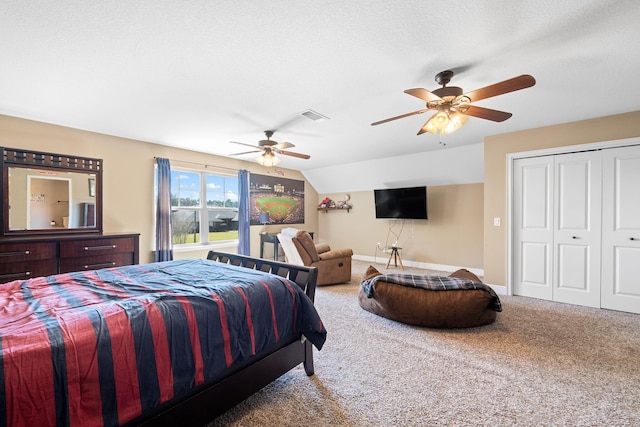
[493,217,501,227]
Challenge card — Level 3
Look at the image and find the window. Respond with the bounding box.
[170,169,239,245]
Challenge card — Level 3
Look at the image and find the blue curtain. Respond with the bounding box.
[238,169,250,255]
[155,158,173,261]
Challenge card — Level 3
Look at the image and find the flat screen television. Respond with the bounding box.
[374,186,428,219]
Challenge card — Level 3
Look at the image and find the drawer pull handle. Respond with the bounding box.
[0,250,31,257]
[631,237,638,241]
[83,262,117,270]
[83,245,117,251]
[0,271,31,280]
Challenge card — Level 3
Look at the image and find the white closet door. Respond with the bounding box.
[552,151,602,308]
[601,145,640,314]
[513,156,554,300]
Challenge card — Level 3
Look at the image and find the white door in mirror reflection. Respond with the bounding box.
[26,176,72,229]
[9,167,97,231]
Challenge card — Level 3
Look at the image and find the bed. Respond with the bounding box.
[0,250,325,427]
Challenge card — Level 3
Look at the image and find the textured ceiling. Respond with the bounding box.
[2,1,640,176]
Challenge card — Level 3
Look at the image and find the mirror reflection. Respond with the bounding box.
[9,167,96,230]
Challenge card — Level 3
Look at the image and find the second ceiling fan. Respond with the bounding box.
[229,130,310,167]
[371,70,536,137]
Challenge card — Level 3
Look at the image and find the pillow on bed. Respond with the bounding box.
[358,266,498,328]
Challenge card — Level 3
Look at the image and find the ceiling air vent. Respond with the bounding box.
[300,109,329,121]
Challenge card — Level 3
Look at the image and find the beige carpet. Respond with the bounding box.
[207,260,640,426]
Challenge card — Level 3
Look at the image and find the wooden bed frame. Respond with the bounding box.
[128,251,320,427]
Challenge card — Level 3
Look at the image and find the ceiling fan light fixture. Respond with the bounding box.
[256,152,280,167]
[442,111,469,134]
[421,108,470,135]
[422,110,450,134]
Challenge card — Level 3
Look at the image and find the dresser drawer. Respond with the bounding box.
[0,259,58,282]
[60,253,135,273]
[0,242,57,263]
[60,237,136,258]
[1,234,138,280]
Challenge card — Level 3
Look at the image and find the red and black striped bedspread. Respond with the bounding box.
[0,259,326,426]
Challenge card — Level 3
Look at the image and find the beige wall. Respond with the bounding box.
[12,108,635,280]
[0,114,318,263]
[318,183,484,270]
[1,113,486,272]
[484,110,640,286]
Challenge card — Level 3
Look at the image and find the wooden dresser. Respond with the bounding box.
[0,233,139,284]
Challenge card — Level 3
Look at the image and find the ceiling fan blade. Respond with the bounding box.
[463,74,536,102]
[371,109,429,126]
[463,105,513,122]
[274,141,294,150]
[230,141,261,149]
[229,149,262,156]
[404,88,443,103]
[277,150,310,159]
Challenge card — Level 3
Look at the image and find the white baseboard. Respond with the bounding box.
[353,254,484,277]
[487,284,507,295]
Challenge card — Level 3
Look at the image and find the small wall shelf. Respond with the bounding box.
[318,207,351,213]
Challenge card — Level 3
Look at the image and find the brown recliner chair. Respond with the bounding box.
[277,228,353,285]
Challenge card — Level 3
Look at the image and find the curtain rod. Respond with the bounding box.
[154,156,239,172]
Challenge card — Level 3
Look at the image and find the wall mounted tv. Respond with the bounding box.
[374,186,428,220]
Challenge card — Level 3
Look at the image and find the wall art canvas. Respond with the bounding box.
[250,174,305,225]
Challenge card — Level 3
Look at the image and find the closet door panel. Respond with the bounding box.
[601,145,640,314]
[553,152,601,308]
[557,244,589,290]
[513,157,554,300]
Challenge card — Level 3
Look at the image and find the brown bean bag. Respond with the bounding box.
[358,266,500,328]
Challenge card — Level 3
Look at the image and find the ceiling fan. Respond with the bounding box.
[371,70,536,138]
[229,130,310,167]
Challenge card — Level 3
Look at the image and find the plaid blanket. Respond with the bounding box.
[361,273,502,312]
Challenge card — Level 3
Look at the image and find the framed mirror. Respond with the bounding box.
[1,147,102,236]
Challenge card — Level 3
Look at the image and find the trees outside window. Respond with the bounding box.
[170,169,238,245]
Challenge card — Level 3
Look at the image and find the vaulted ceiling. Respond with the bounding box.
[2,1,640,192]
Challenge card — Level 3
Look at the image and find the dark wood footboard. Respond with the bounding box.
[130,251,319,427]
[206,250,319,301]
